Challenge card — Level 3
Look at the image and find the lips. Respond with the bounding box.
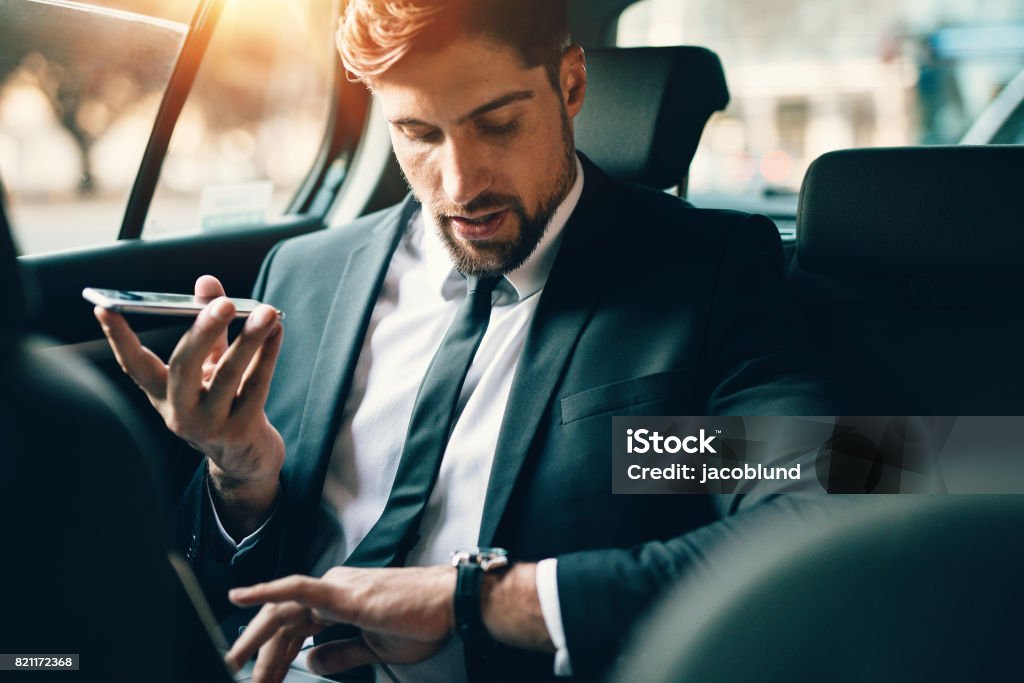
[449,209,509,241]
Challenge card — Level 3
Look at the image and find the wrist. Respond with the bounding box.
[205,419,284,494]
[206,450,280,540]
[207,473,278,541]
[481,563,555,652]
[452,547,509,650]
[207,462,279,507]
[450,550,555,653]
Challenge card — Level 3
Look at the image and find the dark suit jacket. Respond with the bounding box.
[178,155,831,680]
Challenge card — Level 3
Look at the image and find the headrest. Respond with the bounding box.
[0,174,26,337]
[797,146,1024,280]
[574,46,729,190]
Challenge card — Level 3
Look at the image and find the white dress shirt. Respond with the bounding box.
[212,157,584,681]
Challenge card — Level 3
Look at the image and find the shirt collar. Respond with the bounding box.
[418,154,585,304]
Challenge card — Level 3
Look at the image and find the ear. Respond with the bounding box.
[560,44,587,119]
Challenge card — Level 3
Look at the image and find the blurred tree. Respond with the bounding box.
[0,0,185,193]
[0,0,332,195]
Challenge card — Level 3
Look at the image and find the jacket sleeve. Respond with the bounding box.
[555,214,839,680]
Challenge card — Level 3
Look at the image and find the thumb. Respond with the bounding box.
[306,638,379,675]
[195,274,226,302]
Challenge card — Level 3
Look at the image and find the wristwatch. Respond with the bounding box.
[451,547,510,649]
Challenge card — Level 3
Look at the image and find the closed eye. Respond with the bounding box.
[399,126,442,144]
[478,119,520,138]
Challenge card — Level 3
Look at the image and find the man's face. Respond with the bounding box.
[372,37,586,277]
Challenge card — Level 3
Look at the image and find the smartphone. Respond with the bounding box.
[83,288,283,319]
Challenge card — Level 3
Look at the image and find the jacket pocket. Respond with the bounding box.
[560,369,691,424]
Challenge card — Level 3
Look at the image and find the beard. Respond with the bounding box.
[426,105,577,278]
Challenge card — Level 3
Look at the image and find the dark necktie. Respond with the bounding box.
[345,274,503,568]
[313,275,501,671]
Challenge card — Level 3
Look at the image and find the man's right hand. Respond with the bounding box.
[94,275,285,539]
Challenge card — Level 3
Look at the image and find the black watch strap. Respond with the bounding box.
[454,562,492,649]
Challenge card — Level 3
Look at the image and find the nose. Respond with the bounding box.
[441,137,492,207]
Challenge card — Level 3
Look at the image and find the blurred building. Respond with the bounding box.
[619,0,1024,200]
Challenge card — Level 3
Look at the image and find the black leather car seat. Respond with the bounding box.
[611,495,1024,682]
[788,145,1024,415]
[608,146,1024,682]
[574,46,729,192]
[0,178,232,682]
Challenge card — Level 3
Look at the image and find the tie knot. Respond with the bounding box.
[466,275,502,298]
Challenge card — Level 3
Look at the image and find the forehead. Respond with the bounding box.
[372,37,549,122]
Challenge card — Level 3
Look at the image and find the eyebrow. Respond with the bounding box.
[389,90,536,128]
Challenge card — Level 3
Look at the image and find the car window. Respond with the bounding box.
[145,0,336,239]
[992,104,1024,143]
[0,0,337,255]
[961,68,1024,144]
[0,0,193,254]
[617,0,1024,217]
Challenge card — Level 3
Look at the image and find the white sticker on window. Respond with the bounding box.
[198,181,274,231]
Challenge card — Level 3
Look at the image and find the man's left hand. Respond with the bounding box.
[225,566,456,682]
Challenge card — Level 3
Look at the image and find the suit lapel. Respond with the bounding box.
[478,158,621,546]
[279,196,416,574]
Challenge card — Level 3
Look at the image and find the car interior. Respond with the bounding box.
[790,145,1024,417]
[0,177,236,682]
[2,0,1023,680]
[611,495,1024,682]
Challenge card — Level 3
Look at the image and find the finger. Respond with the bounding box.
[251,630,308,683]
[194,274,226,303]
[233,320,284,420]
[229,575,324,609]
[195,276,229,366]
[166,298,235,408]
[203,306,280,417]
[225,603,277,671]
[94,306,168,397]
[225,600,310,672]
[306,638,379,676]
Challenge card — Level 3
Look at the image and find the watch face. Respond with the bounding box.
[480,553,509,572]
[451,547,509,570]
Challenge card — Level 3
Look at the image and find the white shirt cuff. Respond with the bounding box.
[205,477,276,565]
[536,558,573,677]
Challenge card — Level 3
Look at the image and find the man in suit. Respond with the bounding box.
[96,1,829,681]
